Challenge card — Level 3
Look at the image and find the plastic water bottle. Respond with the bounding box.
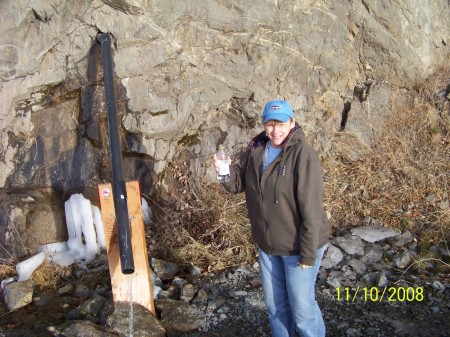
[216,145,230,183]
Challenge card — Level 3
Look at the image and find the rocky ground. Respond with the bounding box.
[0,225,449,337]
[180,266,449,337]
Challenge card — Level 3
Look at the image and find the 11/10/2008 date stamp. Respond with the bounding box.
[335,286,424,302]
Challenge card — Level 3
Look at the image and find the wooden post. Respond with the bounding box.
[98,181,155,314]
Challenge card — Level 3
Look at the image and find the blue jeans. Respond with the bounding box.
[259,245,327,337]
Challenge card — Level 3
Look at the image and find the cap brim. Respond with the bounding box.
[263,113,291,123]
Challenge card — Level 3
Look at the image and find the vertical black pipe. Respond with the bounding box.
[97,33,135,274]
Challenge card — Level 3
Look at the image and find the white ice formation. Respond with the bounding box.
[15,194,106,282]
[11,193,152,282]
[141,197,152,225]
[16,251,46,282]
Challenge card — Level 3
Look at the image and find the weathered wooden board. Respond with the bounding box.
[98,181,155,314]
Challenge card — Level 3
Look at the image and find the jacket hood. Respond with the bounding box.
[247,122,305,151]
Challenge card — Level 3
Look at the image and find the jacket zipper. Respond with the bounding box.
[273,152,286,204]
[274,173,280,204]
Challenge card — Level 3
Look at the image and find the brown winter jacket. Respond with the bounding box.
[223,124,329,265]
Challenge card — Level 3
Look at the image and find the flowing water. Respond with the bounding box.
[128,278,134,337]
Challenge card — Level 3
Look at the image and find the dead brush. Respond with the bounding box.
[323,69,449,245]
[0,259,16,280]
[153,161,255,271]
[30,263,63,289]
[171,183,254,271]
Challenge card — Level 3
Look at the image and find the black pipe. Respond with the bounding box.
[97,33,135,274]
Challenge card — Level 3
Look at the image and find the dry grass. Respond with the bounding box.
[323,69,449,245]
[0,260,16,280]
[30,263,63,289]
[151,162,256,272]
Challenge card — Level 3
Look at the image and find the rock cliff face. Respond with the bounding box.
[0,0,448,258]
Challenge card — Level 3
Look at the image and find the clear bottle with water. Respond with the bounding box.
[216,145,230,183]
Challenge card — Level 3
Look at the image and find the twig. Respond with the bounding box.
[398,258,450,278]
[141,193,169,215]
[0,308,18,318]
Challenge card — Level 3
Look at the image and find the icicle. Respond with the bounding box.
[76,195,98,260]
[92,205,106,248]
[35,193,103,269]
[64,194,99,262]
[65,194,85,260]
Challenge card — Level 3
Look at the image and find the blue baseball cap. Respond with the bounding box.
[262,100,294,123]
